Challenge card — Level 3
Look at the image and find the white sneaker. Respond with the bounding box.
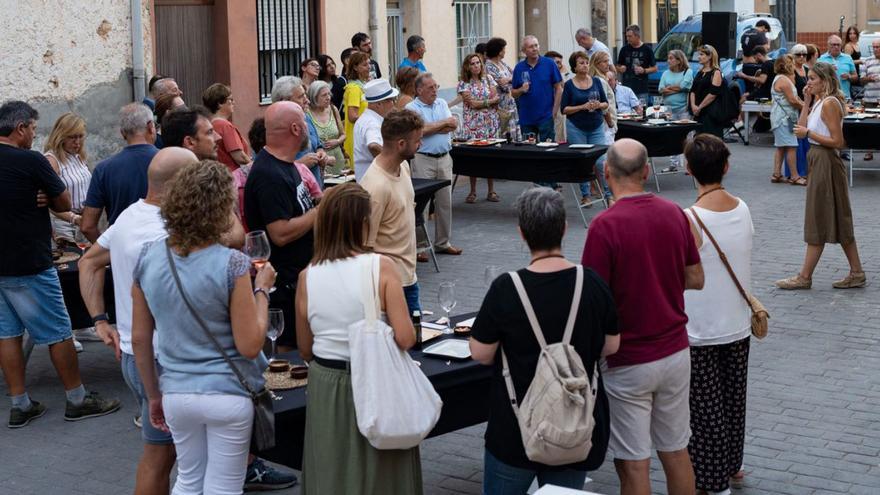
[74,327,103,342]
[72,337,83,353]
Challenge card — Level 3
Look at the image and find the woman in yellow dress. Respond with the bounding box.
[342,51,372,167]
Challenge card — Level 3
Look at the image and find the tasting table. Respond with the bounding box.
[843,117,880,186]
[615,119,701,192]
[260,313,492,470]
[55,248,116,330]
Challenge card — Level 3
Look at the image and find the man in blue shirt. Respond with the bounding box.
[818,35,857,98]
[400,35,428,72]
[406,72,461,257]
[82,102,159,242]
[512,35,563,142]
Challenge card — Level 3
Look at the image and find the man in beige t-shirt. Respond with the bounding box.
[360,109,424,313]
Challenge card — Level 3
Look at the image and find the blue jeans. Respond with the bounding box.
[482,450,588,494]
[121,352,174,445]
[0,267,72,345]
[566,121,609,198]
[403,282,421,313]
[521,118,558,188]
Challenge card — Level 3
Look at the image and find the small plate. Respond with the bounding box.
[536,142,559,148]
[422,339,471,360]
[568,144,595,149]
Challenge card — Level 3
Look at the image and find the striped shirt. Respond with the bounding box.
[862,57,880,100]
[45,151,91,213]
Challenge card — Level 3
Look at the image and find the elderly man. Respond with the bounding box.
[0,101,120,428]
[819,35,858,98]
[405,72,461,259]
[582,139,702,495]
[352,32,382,80]
[400,35,427,72]
[616,25,657,102]
[608,71,642,115]
[81,103,159,241]
[245,102,316,356]
[512,35,563,142]
[271,75,331,188]
[353,79,399,181]
[575,27,610,58]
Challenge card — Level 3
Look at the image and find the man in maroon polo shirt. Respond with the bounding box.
[582,138,704,495]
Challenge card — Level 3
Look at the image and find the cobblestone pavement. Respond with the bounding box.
[2,139,880,494]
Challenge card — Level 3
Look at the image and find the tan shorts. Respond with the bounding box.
[602,348,691,460]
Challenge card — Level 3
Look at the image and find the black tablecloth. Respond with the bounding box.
[450,143,606,183]
[56,251,115,330]
[261,313,492,470]
[412,178,451,227]
[615,120,700,157]
[843,119,880,150]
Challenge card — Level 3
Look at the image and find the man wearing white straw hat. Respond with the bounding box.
[353,79,398,181]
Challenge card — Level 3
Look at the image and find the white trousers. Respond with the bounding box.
[164,393,253,495]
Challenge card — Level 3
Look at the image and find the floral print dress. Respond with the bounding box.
[457,77,501,140]
[485,59,522,141]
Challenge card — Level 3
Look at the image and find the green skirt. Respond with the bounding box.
[301,361,423,495]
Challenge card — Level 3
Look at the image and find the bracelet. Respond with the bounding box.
[253,287,270,301]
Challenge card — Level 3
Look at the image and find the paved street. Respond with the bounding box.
[2,138,880,494]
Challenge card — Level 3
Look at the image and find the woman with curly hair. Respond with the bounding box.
[131,159,276,494]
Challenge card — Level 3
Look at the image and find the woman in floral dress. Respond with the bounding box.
[458,53,501,203]
[484,37,522,142]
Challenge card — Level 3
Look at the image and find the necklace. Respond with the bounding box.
[530,253,565,264]
[696,186,725,202]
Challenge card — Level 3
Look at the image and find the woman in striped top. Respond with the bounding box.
[44,113,92,241]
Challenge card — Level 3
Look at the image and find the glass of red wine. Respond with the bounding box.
[244,230,275,293]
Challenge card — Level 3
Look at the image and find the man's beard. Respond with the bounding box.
[300,132,310,152]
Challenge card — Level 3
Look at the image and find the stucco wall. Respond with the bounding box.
[0,0,153,162]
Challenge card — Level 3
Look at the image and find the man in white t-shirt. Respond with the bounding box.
[353,79,398,181]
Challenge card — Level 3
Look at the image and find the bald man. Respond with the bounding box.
[78,147,198,494]
[244,101,316,353]
[582,139,702,495]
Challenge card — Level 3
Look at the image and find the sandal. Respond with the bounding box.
[775,274,812,290]
[790,176,807,186]
[486,192,500,202]
[770,174,786,183]
[465,192,477,204]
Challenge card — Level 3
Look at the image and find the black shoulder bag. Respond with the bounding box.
[165,242,276,451]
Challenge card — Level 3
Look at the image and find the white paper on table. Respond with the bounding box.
[455,317,476,328]
[532,483,603,494]
[421,321,447,331]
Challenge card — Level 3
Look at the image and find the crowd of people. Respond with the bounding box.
[0,21,872,495]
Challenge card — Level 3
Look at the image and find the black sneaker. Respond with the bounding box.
[64,391,121,421]
[8,401,47,429]
[244,457,298,491]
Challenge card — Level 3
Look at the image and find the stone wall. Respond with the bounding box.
[0,0,153,163]
[592,0,609,44]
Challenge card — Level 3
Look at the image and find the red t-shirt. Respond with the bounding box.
[212,118,249,173]
[581,193,700,368]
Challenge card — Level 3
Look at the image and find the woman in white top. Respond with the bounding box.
[44,113,91,240]
[294,183,420,494]
[776,62,866,290]
[683,134,752,495]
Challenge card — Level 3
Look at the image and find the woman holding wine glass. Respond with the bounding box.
[294,183,420,494]
[131,159,275,493]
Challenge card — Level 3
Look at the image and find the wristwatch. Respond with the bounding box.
[91,313,109,325]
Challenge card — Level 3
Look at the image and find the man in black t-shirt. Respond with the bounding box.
[615,24,656,102]
[244,101,316,352]
[0,101,120,428]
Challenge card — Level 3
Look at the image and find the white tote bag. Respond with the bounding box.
[348,254,443,450]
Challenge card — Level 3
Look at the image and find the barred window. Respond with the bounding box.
[257,0,315,103]
[455,1,492,67]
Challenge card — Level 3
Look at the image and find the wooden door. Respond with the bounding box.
[154,0,215,105]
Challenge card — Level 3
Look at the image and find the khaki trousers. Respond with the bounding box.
[411,152,453,249]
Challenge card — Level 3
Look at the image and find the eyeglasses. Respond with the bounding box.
[829,43,841,46]
[794,53,806,57]
[308,62,320,68]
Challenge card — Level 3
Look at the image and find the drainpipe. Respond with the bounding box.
[368,0,379,64]
[615,0,624,51]
[130,0,146,102]
[517,0,525,42]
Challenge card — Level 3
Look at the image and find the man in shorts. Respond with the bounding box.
[0,101,120,428]
[582,139,704,494]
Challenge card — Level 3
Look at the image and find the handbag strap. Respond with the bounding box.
[688,208,755,313]
[164,242,259,399]
[501,265,584,409]
[359,254,381,325]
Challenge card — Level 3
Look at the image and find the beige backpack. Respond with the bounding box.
[501,265,598,466]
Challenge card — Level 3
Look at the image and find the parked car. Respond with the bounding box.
[647,13,788,95]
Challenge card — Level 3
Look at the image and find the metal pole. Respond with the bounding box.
[130,0,146,102]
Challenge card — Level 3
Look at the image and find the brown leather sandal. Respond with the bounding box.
[770,174,786,183]
[790,176,807,186]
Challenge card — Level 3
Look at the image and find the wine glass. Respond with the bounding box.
[267,308,284,361]
[588,93,599,111]
[244,231,275,292]
[521,71,530,84]
[484,266,500,288]
[653,95,663,116]
[438,282,457,334]
[74,230,90,253]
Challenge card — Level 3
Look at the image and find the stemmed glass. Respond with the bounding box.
[653,95,664,117]
[588,93,599,111]
[267,309,284,361]
[74,230,90,253]
[438,282,458,335]
[245,230,275,293]
[521,71,531,84]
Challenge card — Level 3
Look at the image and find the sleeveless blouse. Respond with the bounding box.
[307,108,346,174]
[807,97,843,145]
[45,151,91,213]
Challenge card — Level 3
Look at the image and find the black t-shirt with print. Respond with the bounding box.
[617,44,656,94]
[471,266,618,471]
[0,144,67,276]
[243,149,315,285]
